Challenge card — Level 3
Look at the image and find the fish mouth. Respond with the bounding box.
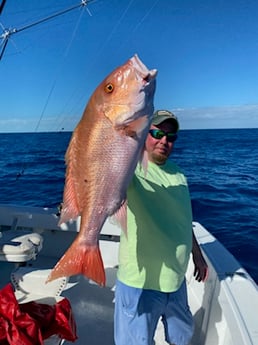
[130,54,157,84]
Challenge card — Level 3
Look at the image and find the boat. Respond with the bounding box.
[0,203,257,345]
[1,2,257,344]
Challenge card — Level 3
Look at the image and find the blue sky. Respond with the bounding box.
[0,0,258,132]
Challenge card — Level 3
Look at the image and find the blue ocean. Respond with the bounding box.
[0,129,257,284]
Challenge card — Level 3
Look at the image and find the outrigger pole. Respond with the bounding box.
[0,0,94,60]
[0,0,7,15]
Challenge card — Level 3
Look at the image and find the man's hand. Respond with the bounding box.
[192,230,209,282]
[192,252,209,282]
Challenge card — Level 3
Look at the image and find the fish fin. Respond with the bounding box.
[139,149,149,177]
[110,200,127,236]
[47,239,106,286]
[125,115,149,137]
[59,171,80,225]
[115,115,149,138]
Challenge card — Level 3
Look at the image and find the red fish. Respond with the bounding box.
[47,55,157,286]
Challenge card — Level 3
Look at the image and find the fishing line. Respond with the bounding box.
[101,0,135,49]
[86,0,135,69]
[36,6,90,132]
[54,89,85,132]
[118,0,160,51]
[14,2,91,179]
[130,0,159,35]
[54,0,137,132]
[54,0,157,132]
[34,6,86,133]
[0,1,95,60]
[5,1,92,35]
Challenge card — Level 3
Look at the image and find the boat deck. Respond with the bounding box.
[1,207,258,345]
[0,227,216,345]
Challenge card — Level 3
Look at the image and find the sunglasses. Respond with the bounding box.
[149,129,178,142]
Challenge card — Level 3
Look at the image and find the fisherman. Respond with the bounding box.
[114,110,208,345]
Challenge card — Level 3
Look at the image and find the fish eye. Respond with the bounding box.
[104,83,114,93]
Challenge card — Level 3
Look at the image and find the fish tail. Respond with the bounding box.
[47,240,106,286]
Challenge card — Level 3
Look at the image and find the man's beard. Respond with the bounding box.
[150,152,168,165]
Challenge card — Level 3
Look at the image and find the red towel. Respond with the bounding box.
[0,283,77,344]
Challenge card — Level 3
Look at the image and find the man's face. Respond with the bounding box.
[145,120,177,165]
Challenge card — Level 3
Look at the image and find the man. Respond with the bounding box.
[114,110,208,345]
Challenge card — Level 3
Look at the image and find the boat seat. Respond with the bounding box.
[0,230,43,263]
[11,267,69,345]
[11,267,68,304]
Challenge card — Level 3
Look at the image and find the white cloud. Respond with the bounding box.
[0,118,37,132]
[173,104,258,129]
[0,115,79,133]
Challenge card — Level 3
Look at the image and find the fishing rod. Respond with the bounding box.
[0,0,94,60]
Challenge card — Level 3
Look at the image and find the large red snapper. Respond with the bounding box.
[47,55,157,286]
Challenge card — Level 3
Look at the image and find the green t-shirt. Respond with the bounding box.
[117,160,193,292]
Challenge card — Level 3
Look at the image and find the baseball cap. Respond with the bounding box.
[152,110,179,132]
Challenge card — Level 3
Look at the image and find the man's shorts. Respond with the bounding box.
[114,279,194,345]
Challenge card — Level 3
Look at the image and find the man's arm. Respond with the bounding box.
[192,230,209,282]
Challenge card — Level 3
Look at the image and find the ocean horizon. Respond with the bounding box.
[1,126,258,134]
